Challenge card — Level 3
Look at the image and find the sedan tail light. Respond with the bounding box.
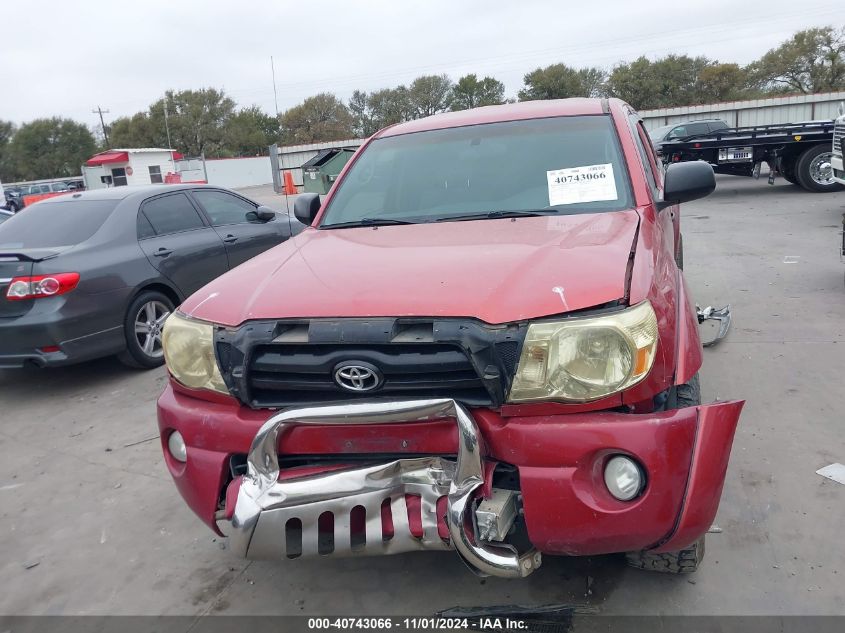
[5,273,80,301]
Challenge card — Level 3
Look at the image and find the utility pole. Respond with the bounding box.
[164,102,176,176]
[271,56,279,118]
[163,103,174,149]
[92,106,110,147]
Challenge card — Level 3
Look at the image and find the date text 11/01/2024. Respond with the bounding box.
[307,618,530,630]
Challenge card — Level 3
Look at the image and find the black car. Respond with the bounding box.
[0,184,302,369]
[648,119,730,155]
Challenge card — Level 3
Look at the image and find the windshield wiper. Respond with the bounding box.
[435,209,559,222]
[321,217,421,229]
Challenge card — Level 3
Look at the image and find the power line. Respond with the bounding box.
[92,106,110,147]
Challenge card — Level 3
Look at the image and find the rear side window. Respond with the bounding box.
[0,200,118,248]
[140,193,205,236]
[137,213,156,240]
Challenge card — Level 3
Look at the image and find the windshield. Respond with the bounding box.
[0,199,118,248]
[319,115,633,227]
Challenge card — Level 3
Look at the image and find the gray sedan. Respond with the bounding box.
[0,184,301,369]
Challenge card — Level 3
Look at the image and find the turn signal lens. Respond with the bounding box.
[509,301,658,403]
[162,312,228,394]
[5,273,80,300]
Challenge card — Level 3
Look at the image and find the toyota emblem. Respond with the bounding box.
[333,361,382,392]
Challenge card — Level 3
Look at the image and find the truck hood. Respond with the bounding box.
[181,211,640,326]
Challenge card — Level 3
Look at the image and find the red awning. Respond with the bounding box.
[172,151,184,160]
[85,151,129,166]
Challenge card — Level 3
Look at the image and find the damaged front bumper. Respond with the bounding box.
[228,399,540,578]
[158,384,744,579]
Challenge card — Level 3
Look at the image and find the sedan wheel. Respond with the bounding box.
[134,300,170,358]
[118,291,175,369]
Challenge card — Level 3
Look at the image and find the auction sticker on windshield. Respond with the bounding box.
[547,163,617,206]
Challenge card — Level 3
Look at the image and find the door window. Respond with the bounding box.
[140,193,205,235]
[684,122,709,136]
[112,167,128,187]
[192,190,257,226]
[628,114,661,199]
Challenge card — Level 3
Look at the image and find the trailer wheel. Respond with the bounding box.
[795,144,844,192]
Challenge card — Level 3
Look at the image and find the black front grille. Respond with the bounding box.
[216,317,530,409]
[247,343,491,407]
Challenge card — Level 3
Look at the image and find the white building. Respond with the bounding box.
[82,148,184,190]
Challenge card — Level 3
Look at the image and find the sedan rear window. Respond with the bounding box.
[0,200,118,248]
[320,115,632,226]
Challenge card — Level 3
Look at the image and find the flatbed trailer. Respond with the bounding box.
[657,120,842,193]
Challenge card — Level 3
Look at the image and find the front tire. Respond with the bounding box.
[625,536,705,574]
[795,144,844,192]
[625,373,703,573]
[118,291,173,369]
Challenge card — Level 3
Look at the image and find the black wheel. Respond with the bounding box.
[625,536,705,574]
[625,373,702,573]
[795,144,844,192]
[118,291,174,369]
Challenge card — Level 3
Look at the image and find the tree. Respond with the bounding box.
[749,26,845,93]
[156,88,236,156]
[607,55,712,109]
[449,74,506,111]
[348,87,412,137]
[1,118,95,181]
[368,87,413,128]
[349,90,376,138]
[109,88,236,156]
[409,74,454,118]
[223,106,279,156]
[109,112,164,149]
[280,93,354,144]
[0,120,15,179]
[694,63,751,103]
[518,64,606,101]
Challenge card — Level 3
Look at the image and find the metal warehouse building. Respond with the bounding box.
[640,90,845,131]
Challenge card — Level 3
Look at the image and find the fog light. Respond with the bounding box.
[168,430,187,463]
[604,455,643,501]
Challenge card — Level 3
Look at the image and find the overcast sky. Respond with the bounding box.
[1,0,842,129]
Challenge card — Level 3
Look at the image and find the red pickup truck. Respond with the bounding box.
[157,98,744,579]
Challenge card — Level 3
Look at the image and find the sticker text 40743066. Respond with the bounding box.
[546,163,618,206]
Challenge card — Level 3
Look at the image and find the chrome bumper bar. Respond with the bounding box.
[227,399,540,578]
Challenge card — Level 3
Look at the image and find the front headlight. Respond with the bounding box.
[161,312,228,394]
[508,301,658,403]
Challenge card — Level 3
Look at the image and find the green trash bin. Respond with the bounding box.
[301,148,356,195]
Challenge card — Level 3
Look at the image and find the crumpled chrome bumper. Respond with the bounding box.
[226,399,541,578]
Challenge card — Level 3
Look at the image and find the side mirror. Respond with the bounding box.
[254,206,276,221]
[659,161,715,209]
[293,193,321,226]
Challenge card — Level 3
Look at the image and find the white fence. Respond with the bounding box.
[174,156,274,189]
[640,91,845,130]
